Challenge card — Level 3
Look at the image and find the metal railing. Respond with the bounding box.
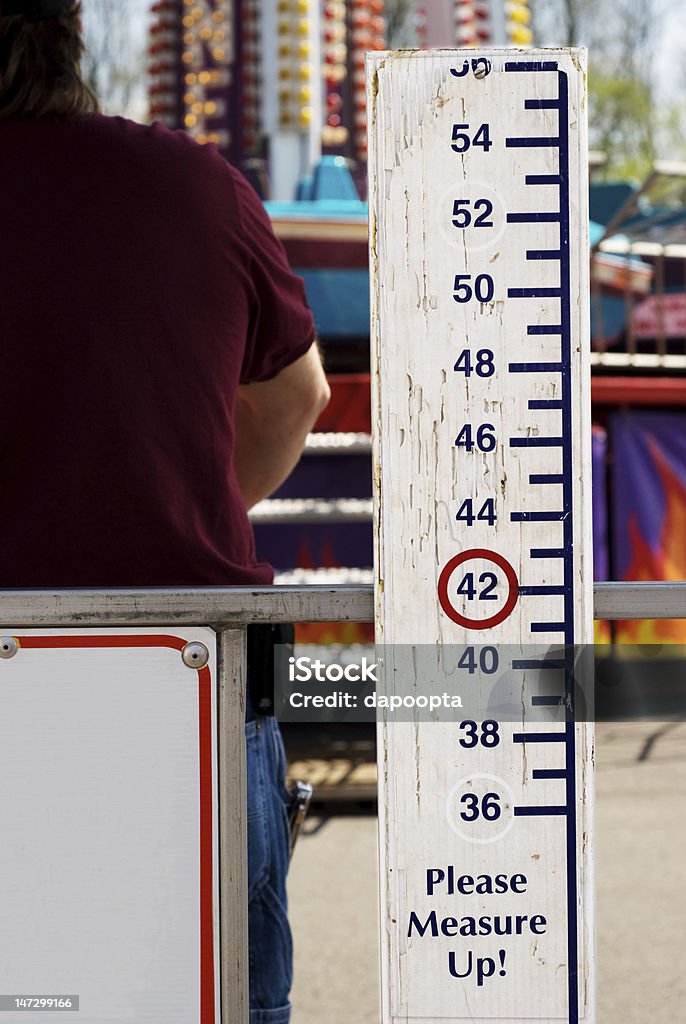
[2,581,686,626]
[2,579,686,1023]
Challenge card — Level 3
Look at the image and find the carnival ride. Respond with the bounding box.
[148,0,686,646]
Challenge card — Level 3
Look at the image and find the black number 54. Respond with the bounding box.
[451,123,493,153]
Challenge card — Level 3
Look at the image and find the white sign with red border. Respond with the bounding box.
[0,628,220,1024]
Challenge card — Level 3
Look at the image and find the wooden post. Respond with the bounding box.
[368,50,593,1022]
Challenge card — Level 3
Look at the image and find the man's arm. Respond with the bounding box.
[234,342,330,509]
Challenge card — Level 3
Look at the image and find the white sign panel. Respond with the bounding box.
[368,51,593,1022]
[0,628,220,1024]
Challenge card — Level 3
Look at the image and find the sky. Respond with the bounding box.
[656,5,686,103]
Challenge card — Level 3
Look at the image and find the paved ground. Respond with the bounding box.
[287,720,686,1024]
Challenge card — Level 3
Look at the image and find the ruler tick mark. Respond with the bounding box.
[510,436,564,448]
[512,659,566,670]
[529,473,565,484]
[509,361,563,373]
[514,805,567,816]
[507,211,561,223]
[524,98,561,109]
[506,136,560,148]
[513,732,567,744]
[511,510,566,521]
[525,174,563,185]
[527,249,562,261]
[505,60,559,72]
[509,286,562,298]
[528,324,562,335]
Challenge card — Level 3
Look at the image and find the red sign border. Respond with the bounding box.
[13,633,216,1024]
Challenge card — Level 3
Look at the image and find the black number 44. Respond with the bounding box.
[455,497,497,525]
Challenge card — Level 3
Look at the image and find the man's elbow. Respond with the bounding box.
[312,375,331,417]
[239,342,331,433]
[289,375,329,436]
[294,353,331,426]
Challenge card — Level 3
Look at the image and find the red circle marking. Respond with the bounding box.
[438,549,519,630]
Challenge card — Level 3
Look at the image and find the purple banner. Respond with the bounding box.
[610,410,686,642]
[592,426,608,581]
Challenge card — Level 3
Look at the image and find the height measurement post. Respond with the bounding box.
[368,51,593,1022]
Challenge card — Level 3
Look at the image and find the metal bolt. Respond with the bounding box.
[181,641,210,670]
[0,637,19,660]
[472,58,491,80]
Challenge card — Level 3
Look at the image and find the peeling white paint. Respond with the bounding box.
[368,48,595,1024]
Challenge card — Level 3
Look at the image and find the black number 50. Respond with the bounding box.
[453,274,494,303]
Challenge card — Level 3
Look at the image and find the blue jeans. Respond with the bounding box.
[246,711,293,1024]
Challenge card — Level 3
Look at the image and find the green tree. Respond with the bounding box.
[533,0,685,179]
[589,70,656,180]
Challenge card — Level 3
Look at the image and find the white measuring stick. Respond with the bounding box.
[368,50,593,1023]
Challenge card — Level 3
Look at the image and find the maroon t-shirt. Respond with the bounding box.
[0,115,315,587]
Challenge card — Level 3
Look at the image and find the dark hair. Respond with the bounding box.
[0,1,99,118]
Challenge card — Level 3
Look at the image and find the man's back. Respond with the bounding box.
[0,115,315,586]
[2,10,329,1020]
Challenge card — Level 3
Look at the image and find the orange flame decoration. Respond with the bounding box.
[616,434,686,644]
[296,620,374,644]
